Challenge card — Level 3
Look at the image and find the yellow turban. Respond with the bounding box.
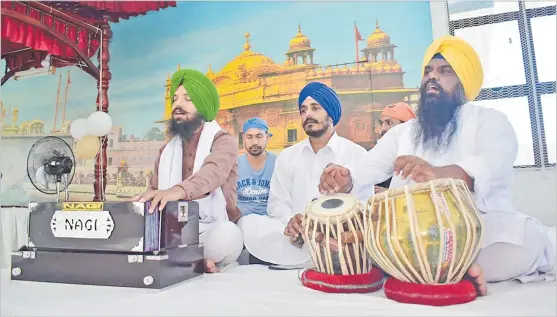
[422,35,484,101]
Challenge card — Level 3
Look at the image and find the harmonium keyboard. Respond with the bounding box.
[10,201,204,289]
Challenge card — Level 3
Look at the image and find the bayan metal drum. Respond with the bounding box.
[300,194,383,293]
[365,178,483,306]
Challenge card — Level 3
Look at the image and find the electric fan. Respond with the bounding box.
[27,136,76,202]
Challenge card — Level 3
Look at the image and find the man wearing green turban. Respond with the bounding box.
[133,68,243,273]
[319,35,555,295]
[169,69,221,122]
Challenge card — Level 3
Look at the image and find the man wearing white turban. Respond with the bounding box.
[318,35,555,296]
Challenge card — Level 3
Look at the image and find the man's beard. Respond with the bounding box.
[413,80,465,153]
[168,113,204,142]
[303,116,330,138]
[246,145,264,156]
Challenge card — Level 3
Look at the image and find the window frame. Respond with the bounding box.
[433,1,556,169]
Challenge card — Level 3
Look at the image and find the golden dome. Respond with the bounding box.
[217,33,279,82]
[289,24,311,51]
[367,19,390,48]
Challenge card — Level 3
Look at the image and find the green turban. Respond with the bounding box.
[169,69,220,121]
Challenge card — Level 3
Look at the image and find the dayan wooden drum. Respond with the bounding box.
[299,194,384,294]
[365,178,484,306]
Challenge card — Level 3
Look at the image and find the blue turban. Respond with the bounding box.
[243,117,273,137]
[298,82,342,125]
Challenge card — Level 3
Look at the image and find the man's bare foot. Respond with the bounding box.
[466,263,487,296]
[205,259,220,273]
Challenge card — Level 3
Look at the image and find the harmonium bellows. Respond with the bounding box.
[10,201,204,289]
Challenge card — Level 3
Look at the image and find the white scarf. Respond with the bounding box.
[158,120,228,232]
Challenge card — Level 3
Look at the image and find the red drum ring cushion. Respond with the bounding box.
[383,277,477,306]
[300,267,384,294]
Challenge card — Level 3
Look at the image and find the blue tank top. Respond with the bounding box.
[236,152,277,216]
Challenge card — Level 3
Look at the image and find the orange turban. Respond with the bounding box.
[381,102,416,122]
[422,35,484,101]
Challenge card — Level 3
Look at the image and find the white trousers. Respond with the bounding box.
[200,221,244,268]
[476,218,556,283]
[238,214,312,265]
[238,214,557,282]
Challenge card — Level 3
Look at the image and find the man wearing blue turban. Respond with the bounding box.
[238,82,373,266]
[297,82,342,136]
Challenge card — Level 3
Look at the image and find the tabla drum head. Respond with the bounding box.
[307,194,357,217]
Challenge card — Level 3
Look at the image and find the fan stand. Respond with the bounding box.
[55,174,70,202]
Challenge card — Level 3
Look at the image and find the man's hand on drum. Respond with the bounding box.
[394,155,438,183]
[130,186,186,213]
[284,214,303,237]
[319,164,352,195]
[374,185,388,194]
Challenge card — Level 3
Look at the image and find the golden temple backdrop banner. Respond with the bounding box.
[0,1,433,204]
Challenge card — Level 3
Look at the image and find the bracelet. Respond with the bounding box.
[345,177,354,193]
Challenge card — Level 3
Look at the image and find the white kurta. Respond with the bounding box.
[239,133,374,265]
[347,102,556,281]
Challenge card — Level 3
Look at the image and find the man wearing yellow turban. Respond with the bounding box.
[133,69,243,273]
[318,36,555,295]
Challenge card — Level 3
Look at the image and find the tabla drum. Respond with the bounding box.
[303,194,369,275]
[300,194,384,294]
[365,178,483,306]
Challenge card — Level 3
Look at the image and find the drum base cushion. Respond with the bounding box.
[300,267,384,293]
[384,277,477,306]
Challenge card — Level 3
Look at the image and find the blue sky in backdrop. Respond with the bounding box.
[1,1,433,137]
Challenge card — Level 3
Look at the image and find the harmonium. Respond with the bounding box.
[10,201,204,289]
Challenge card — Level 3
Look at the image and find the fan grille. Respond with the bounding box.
[27,136,76,195]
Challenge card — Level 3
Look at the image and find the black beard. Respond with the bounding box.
[246,146,263,156]
[168,114,204,141]
[304,117,330,138]
[413,81,465,153]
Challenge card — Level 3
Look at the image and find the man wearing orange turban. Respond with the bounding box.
[319,35,555,296]
[379,102,416,136]
[374,102,416,193]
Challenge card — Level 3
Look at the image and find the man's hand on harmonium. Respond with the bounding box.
[130,186,186,213]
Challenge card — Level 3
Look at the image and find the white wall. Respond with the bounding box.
[512,168,557,226]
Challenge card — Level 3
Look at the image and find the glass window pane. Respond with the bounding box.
[454,21,526,89]
[474,97,535,166]
[448,1,519,20]
[525,2,556,9]
[541,94,556,164]
[531,15,556,82]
